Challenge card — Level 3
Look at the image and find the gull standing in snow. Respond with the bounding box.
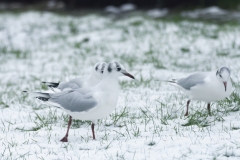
[24,61,135,142]
[165,67,232,116]
[42,61,106,142]
[42,62,106,92]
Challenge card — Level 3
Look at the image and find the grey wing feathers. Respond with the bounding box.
[49,90,97,112]
[177,73,207,90]
[58,77,84,90]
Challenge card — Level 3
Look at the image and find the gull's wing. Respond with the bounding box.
[58,77,84,90]
[49,89,97,112]
[176,72,208,90]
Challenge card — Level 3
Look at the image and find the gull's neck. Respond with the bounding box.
[98,75,119,92]
[87,73,101,86]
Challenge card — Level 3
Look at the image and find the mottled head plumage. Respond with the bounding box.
[92,62,107,79]
[101,63,106,73]
[104,61,135,79]
[115,61,121,71]
[108,63,112,72]
[95,64,100,71]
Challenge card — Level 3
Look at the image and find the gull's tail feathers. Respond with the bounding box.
[23,91,62,108]
[155,78,177,83]
[42,82,59,88]
[155,78,181,88]
[36,96,50,102]
[23,91,50,101]
[23,91,50,99]
[42,82,61,92]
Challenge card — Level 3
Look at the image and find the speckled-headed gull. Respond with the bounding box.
[166,66,232,116]
[24,61,135,142]
[42,62,106,92]
[41,62,106,142]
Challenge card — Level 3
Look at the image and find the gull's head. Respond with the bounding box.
[93,62,106,79]
[104,61,135,79]
[216,66,231,92]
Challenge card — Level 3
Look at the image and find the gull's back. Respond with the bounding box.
[177,72,208,90]
[49,88,97,113]
[58,76,86,90]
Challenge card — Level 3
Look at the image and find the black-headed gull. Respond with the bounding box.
[42,62,106,142]
[42,62,106,92]
[166,66,232,116]
[24,61,135,142]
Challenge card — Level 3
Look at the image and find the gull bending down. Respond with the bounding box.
[165,66,232,116]
[24,61,135,142]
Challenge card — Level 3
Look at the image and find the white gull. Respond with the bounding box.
[24,61,135,142]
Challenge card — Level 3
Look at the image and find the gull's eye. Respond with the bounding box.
[117,67,121,71]
[220,75,222,78]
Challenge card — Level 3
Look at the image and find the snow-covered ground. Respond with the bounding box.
[0,11,240,159]
[181,6,240,21]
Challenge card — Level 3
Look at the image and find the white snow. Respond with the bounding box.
[197,6,227,15]
[105,3,137,15]
[181,6,240,21]
[105,5,121,14]
[120,3,136,12]
[0,11,240,159]
[147,8,168,18]
[181,6,228,18]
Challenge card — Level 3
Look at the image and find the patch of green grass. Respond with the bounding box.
[29,111,58,131]
[109,106,129,125]
[0,101,9,109]
[120,77,151,89]
[118,54,139,69]
[217,92,240,115]
[69,21,79,35]
[229,93,240,106]
[50,34,67,41]
[217,51,229,57]
[130,20,143,26]
[0,46,29,59]
[202,30,218,39]
[143,52,166,69]
[71,119,87,128]
[148,141,156,146]
[231,127,240,130]
[73,38,89,49]
[16,126,42,132]
[182,111,211,127]
[181,47,190,53]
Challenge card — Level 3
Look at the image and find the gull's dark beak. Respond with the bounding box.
[223,82,227,92]
[122,70,135,79]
